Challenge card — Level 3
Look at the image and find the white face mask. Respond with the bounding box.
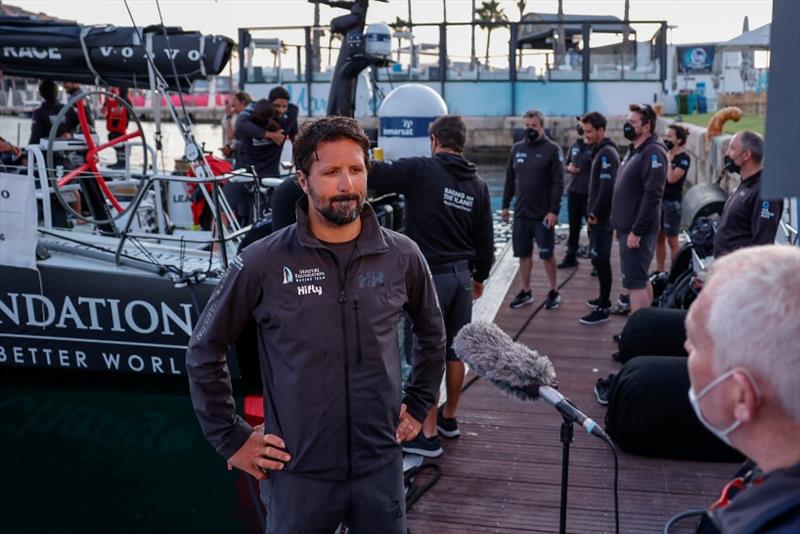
[688,369,760,447]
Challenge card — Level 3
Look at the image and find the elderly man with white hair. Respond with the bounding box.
[685,244,800,533]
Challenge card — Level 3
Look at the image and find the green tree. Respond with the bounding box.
[474,0,509,68]
[390,16,410,63]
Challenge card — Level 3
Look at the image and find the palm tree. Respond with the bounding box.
[311,1,322,73]
[390,17,410,63]
[470,0,477,69]
[474,0,508,69]
[516,0,527,69]
[556,0,566,66]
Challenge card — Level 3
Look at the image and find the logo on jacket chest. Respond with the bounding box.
[283,266,326,284]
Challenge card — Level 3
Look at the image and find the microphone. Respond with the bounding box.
[453,321,610,442]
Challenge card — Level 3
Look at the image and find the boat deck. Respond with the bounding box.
[406,238,739,533]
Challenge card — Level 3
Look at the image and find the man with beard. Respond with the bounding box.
[187,116,446,533]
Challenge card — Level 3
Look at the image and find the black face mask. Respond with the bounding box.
[623,122,637,141]
[724,155,741,174]
[663,139,675,151]
[577,124,584,136]
[525,128,540,143]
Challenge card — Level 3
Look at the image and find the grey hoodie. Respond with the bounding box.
[186,199,446,480]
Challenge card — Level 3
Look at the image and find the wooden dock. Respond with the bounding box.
[406,237,739,533]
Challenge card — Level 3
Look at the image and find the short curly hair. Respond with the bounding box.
[293,116,371,176]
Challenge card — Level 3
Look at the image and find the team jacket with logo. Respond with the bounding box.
[713,171,783,258]
[611,134,668,235]
[566,139,594,195]
[587,138,620,223]
[187,200,446,480]
[369,153,494,282]
[502,136,565,220]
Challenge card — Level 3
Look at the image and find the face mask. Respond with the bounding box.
[577,124,584,136]
[663,139,675,151]
[623,122,637,141]
[525,128,540,143]
[688,368,759,446]
[724,155,742,174]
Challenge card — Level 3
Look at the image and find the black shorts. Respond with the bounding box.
[429,261,473,362]
[618,230,658,290]
[660,200,682,237]
[512,217,555,259]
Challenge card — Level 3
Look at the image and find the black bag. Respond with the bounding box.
[618,308,688,363]
[605,356,744,462]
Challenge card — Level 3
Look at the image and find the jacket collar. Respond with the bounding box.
[295,196,390,257]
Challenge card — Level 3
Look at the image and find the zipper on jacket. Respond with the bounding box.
[353,298,363,365]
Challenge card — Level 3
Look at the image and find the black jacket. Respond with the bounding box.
[29,101,68,145]
[566,138,594,195]
[187,200,446,480]
[588,138,620,223]
[234,104,282,177]
[612,135,667,235]
[369,153,494,282]
[502,136,564,219]
[707,462,800,534]
[713,170,783,258]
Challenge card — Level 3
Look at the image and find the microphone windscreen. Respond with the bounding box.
[453,322,557,402]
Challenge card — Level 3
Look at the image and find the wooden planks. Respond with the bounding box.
[407,235,738,534]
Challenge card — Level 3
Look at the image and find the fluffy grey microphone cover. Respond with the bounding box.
[453,321,557,402]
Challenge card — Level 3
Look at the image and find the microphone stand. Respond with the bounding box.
[559,415,574,534]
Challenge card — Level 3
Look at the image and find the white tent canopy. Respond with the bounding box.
[719,23,771,51]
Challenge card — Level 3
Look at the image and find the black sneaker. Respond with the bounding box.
[436,406,460,439]
[580,308,610,325]
[402,434,443,458]
[576,245,592,259]
[557,256,578,269]
[617,294,630,307]
[510,290,533,308]
[594,374,615,406]
[544,289,561,310]
[586,298,611,310]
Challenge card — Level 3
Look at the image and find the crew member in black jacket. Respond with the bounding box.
[502,109,565,310]
[611,103,667,314]
[369,115,494,458]
[579,112,620,325]
[714,130,783,258]
[559,119,594,268]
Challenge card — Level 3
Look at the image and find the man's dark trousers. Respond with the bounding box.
[566,191,588,257]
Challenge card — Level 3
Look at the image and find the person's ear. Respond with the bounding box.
[732,368,761,423]
[297,171,309,194]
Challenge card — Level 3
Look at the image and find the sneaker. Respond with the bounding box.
[594,374,616,406]
[617,294,630,307]
[436,406,460,438]
[402,434,443,458]
[586,298,611,310]
[557,256,578,269]
[612,333,622,344]
[576,245,592,259]
[580,308,610,325]
[544,289,561,310]
[510,290,533,308]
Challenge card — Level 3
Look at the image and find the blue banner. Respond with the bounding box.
[677,46,715,74]
[379,116,436,138]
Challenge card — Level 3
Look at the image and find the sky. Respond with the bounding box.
[8,0,774,47]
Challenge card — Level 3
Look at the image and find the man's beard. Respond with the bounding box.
[310,191,365,226]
